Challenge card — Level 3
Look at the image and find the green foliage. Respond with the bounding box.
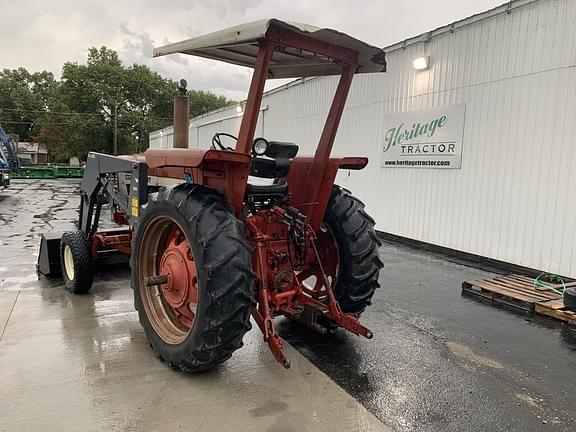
[0,47,234,163]
[0,68,57,140]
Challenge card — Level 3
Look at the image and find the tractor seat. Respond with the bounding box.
[245,180,288,199]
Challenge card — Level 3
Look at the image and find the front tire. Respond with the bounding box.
[60,230,94,294]
[131,184,254,372]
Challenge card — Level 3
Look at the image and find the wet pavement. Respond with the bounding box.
[1,179,575,432]
[278,241,576,431]
[0,180,387,432]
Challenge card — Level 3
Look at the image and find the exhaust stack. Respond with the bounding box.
[173,79,189,148]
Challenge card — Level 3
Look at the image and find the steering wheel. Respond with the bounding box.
[211,133,237,151]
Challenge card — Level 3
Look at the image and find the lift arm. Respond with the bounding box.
[79,152,148,237]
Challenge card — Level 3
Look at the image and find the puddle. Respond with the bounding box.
[446,341,505,370]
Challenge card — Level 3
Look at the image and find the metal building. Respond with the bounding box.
[150,0,576,278]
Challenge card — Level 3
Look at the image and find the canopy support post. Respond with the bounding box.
[235,42,273,154]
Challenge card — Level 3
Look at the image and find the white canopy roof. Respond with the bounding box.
[153,19,386,78]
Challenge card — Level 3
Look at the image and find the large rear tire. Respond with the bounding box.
[324,186,383,315]
[131,184,254,372]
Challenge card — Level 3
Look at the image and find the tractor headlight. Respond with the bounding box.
[252,138,269,156]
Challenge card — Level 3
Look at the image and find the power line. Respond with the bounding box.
[0,107,103,117]
[1,120,147,126]
[0,107,174,121]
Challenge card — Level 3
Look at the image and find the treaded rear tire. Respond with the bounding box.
[131,184,255,372]
[60,230,94,294]
[325,186,383,315]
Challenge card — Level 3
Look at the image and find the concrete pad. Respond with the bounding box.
[0,279,389,432]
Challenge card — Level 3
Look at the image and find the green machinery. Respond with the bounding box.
[11,164,84,179]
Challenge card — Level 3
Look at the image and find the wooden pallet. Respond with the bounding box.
[462,274,576,325]
[535,299,576,326]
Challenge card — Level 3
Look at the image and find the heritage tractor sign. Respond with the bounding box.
[381,103,466,169]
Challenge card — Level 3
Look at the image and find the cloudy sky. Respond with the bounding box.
[1,0,503,100]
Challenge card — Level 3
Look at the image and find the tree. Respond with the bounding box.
[59,47,130,156]
[58,47,234,157]
[0,68,57,141]
[0,47,234,163]
[120,63,176,153]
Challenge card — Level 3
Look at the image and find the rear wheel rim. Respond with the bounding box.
[63,245,75,281]
[139,216,199,345]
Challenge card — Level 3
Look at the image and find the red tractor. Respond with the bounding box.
[38,19,385,370]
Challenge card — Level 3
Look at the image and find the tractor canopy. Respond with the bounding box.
[153,18,386,78]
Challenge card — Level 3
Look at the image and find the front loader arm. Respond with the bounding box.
[79,152,148,236]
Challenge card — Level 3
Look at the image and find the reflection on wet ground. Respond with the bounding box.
[1,179,575,432]
[0,180,386,432]
[0,179,80,290]
[278,241,576,431]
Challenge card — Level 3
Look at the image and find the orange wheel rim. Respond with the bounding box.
[138,216,199,344]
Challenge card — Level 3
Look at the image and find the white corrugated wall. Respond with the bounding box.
[150,0,576,277]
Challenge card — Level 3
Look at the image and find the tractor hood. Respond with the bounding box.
[153,19,386,78]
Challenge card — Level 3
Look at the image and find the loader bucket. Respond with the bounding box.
[37,232,62,277]
[37,228,131,278]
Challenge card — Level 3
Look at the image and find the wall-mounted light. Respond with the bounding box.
[413,56,430,71]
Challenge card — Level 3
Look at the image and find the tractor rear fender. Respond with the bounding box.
[287,156,368,230]
[143,149,365,222]
[144,148,252,215]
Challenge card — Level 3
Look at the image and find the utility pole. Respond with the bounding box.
[113,101,118,156]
